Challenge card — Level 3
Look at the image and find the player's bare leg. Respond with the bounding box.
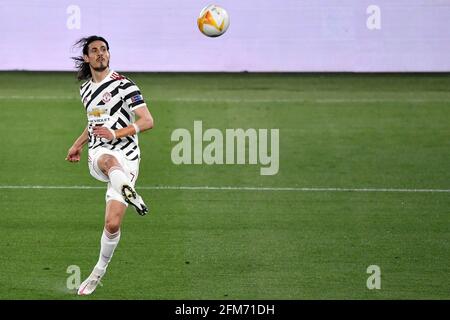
[78,200,126,295]
[98,154,148,215]
[77,154,148,296]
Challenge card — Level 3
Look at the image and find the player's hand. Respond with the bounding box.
[92,126,115,140]
[65,146,82,162]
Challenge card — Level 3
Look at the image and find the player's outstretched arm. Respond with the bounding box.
[133,105,154,132]
[66,127,89,162]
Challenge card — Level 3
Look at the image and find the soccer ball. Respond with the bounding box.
[197,5,230,37]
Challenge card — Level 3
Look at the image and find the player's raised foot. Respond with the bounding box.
[77,267,105,296]
[121,184,149,216]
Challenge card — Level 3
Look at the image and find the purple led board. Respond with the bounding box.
[0,0,449,71]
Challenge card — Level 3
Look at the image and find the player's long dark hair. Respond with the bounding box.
[71,36,110,81]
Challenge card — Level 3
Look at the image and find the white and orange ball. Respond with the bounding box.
[197,5,230,37]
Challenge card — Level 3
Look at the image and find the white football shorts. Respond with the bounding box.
[88,147,140,205]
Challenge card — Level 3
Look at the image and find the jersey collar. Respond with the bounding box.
[90,69,114,86]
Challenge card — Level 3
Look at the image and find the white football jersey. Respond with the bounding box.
[80,70,146,161]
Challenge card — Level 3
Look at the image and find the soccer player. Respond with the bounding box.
[66,36,154,295]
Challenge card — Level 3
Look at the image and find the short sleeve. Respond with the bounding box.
[121,79,146,111]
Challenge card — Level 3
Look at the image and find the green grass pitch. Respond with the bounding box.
[0,72,449,299]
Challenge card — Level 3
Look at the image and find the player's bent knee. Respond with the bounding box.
[97,154,121,175]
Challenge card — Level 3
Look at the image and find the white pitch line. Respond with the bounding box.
[0,96,449,104]
[0,185,449,193]
[167,97,449,104]
[0,95,80,100]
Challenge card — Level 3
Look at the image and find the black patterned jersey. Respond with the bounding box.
[80,70,146,161]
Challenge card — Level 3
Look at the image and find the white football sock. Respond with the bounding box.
[108,166,132,194]
[94,228,121,271]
